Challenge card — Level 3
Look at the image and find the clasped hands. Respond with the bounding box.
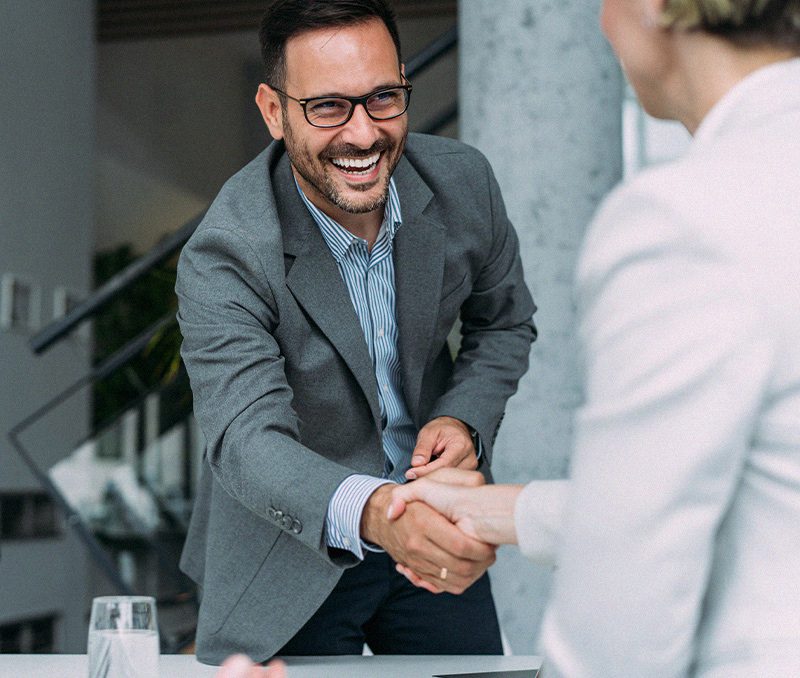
[361,416,498,595]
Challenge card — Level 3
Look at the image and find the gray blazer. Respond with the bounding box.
[176,133,536,664]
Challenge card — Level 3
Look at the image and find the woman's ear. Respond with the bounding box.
[643,0,669,29]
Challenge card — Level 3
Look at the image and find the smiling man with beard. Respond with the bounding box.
[176,0,536,665]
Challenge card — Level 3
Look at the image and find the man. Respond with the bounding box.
[177,0,536,664]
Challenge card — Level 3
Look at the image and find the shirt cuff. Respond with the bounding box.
[472,428,483,460]
[514,479,568,566]
[325,474,394,559]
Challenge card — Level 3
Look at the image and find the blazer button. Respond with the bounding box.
[291,519,302,535]
[268,507,277,520]
[280,515,293,530]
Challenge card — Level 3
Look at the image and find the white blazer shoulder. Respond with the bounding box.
[534,59,800,677]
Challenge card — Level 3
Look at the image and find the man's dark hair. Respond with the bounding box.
[259,0,403,90]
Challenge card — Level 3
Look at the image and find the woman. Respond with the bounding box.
[389,1,800,676]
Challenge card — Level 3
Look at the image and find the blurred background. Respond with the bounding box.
[0,0,688,656]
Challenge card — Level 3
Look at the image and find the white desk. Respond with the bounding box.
[0,654,542,677]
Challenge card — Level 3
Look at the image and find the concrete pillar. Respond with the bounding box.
[459,0,623,653]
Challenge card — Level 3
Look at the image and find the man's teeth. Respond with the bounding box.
[331,153,380,170]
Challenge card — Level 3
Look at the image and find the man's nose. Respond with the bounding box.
[339,102,381,147]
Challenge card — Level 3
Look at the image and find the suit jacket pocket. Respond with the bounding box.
[440,270,469,304]
[201,478,284,636]
[204,524,282,636]
[205,530,343,658]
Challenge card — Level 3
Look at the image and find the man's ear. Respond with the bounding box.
[255,83,285,140]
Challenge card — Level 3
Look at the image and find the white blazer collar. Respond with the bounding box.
[694,57,800,146]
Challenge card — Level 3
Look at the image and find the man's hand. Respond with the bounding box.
[405,416,478,480]
[361,484,496,595]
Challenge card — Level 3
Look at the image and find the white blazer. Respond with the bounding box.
[520,59,800,677]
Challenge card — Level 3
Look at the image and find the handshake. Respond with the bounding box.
[362,466,523,595]
[214,475,524,678]
[213,418,533,678]
[360,415,525,596]
[212,469,513,678]
[212,463,504,678]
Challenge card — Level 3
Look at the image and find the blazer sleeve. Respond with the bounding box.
[429,158,537,461]
[537,184,775,677]
[514,479,568,566]
[176,223,357,565]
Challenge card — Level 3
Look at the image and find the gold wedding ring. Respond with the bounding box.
[439,567,448,581]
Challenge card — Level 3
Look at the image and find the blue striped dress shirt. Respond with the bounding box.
[296,178,417,558]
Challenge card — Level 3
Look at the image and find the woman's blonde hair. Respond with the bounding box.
[661,0,800,49]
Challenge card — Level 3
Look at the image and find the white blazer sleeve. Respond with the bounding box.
[514,480,568,566]
[537,184,774,678]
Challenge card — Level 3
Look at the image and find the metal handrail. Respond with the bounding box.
[8,309,200,652]
[28,24,459,356]
[30,216,203,355]
[8,313,177,595]
[405,24,457,78]
[421,101,458,136]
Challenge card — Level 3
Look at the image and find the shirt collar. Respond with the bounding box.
[295,177,403,263]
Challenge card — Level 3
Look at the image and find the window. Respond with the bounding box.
[0,273,41,332]
[53,285,90,340]
[0,615,58,653]
[0,492,61,540]
[622,82,691,178]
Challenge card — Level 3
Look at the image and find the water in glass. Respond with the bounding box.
[88,596,159,678]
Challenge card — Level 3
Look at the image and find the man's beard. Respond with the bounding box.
[282,114,405,215]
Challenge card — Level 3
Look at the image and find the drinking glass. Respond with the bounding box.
[87,596,159,678]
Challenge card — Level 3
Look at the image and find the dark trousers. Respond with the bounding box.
[277,550,503,655]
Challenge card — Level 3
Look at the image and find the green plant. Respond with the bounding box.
[92,245,188,429]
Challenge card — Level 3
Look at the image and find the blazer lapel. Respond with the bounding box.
[272,154,382,427]
[392,156,444,423]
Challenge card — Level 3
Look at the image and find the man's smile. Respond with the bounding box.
[329,151,382,180]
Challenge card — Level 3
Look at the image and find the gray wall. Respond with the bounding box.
[0,0,95,652]
[459,0,623,653]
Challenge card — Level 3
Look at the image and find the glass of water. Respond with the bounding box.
[88,596,159,678]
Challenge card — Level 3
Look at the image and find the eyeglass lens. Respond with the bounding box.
[306,88,409,127]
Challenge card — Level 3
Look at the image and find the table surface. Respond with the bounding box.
[0,654,542,677]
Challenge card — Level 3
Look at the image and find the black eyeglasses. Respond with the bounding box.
[268,80,412,128]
